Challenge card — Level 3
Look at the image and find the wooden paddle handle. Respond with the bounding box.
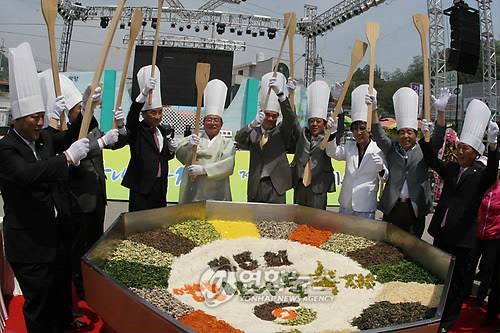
[262,15,292,111]
[114,10,143,129]
[366,46,376,133]
[79,0,126,139]
[149,0,164,105]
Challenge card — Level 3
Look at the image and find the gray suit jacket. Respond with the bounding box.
[235,100,294,200]
[289,109,335,195]
[372,123,445,217]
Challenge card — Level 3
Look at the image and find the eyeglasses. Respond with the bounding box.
[204,117,222,124]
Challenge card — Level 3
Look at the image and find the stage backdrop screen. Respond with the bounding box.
[132,46,234,107]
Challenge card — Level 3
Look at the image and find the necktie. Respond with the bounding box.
[259,131,268,149]
[29,142,40,160]
[151,128,161,177]
[302,158,312,187]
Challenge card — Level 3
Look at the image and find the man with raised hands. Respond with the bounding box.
[234,72,294,204]
[122,65,177,212]
[420,99,499,333]
[0,42,90,333]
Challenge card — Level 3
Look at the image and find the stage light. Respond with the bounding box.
[237,30,243,36]
[186,24,191,29]
[171,22,176,28]
[203,25,209,30]
[179,26,184,31]
[259,30,265,36]
[195,26,200,32]
[151,18,157,29]
[100,17,109,29]
[216,23,226,34]
[246,28,252,34]
[119,22,125,29]
[267,28,276,39]
[142,20,147,26]
[252,32,257,37]
[229,27,236,33]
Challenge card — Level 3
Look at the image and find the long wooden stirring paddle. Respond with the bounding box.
[114,9,143,128]
[413,13,431,142]
[319,40,368,150]
[366,21,380,133]
[41,0,67,130]
[190,63,211,181]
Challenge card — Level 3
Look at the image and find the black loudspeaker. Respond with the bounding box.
[446,4,480,75]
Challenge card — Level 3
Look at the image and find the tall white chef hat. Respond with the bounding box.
[259,72,286,113]
[39,70,82,113]
[9,42,45,120]
[351,84,377,123]
[460,99,491,154]
[393,87,419,130]
[307,80,330,121]
[137,65,162,111]
[204,79,227,118]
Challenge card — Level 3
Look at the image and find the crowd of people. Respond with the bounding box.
[0,41,499,333]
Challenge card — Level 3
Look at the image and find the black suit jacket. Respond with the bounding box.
[121,101,175,194]
[421,138,498,248]
[0,123,80,263]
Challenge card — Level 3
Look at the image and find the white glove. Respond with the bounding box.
[81,85,102,114]
[286,78,296,92]
[99,128,119,147]
[421,119,434,136]
[365,94,377,111]
[143,77,156,95]
[487,121,499,144]
[50,95,67,121]
[269,77,283,96]
[327,116,337,132]
[372,153,385,172]
[431,88,451,112]
[65,138,90,166]
[330,82,343,100]
[114,107,125,128]
[189,134,200,146]
[187,164,206,176]
[250,111,265,128]
[168,138,178,154]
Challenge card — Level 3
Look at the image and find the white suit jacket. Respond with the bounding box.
[327,139,388,213]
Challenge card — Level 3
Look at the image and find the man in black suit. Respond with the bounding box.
[420,99,499,333]
[0,42,90,333]
[121,65,176,212]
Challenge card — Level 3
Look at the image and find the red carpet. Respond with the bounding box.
[3,294,499,332]
[3,294,113,333]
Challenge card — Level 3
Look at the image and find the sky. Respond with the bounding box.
[1,0,499,83]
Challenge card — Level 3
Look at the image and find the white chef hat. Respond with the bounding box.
[137,65,162,111]
[39,70,82,113]
[259,72,286,113]
[393,87,419,130]
[307,80,330,121]
[9,42,45,120]
[351,84,377,123]
[204,79,227,118]
[460,99,490,154]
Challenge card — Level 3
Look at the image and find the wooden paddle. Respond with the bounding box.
[284,12,297,111]
[319,40,368,150]
[190,63,211,181]
[148,0,164,105]
[262,14,293,111]
[78,0,126,139]
[114,9,143,129]
[366,21,380,133]
[413,13,431,142]
[41,0,67,130]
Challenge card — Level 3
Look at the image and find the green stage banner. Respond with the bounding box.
[103,149,345,205]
